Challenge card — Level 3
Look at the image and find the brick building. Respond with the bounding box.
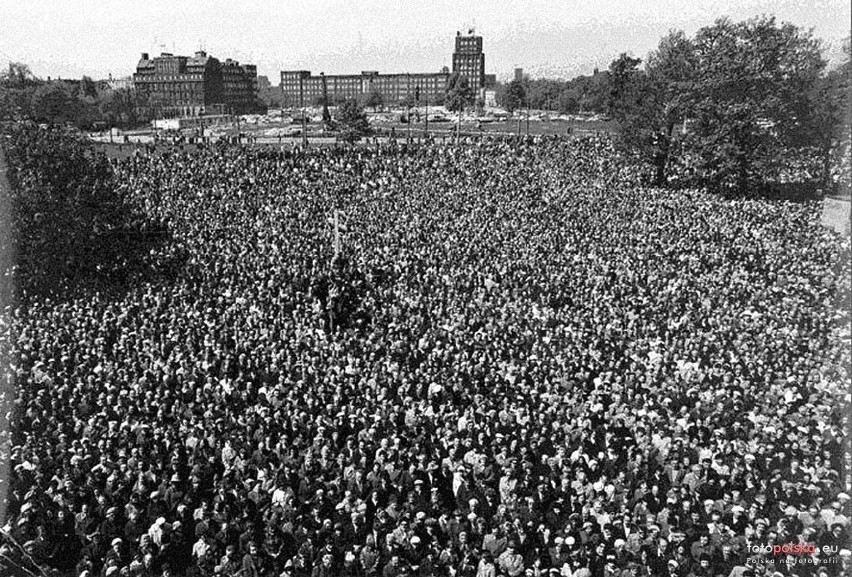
[452,31,485,93]
[280,32,493,108]
[133,51,258,118]
[280,69,451,108]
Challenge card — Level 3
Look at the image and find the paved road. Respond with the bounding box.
[822,197,851,236]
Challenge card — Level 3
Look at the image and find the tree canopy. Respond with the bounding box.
[445,73,474,113]
[504,79,527,113]
[0,63,152,128]
[608,16,846,193]
[1,124,176,297]
[335,99,372,143]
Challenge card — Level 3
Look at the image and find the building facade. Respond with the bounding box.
[280,32,492,108]
[280,69,450,108]
[133,51,257,118]
[452,32,485,93]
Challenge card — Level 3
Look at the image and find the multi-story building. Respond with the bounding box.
[280,32,492,108]
[133,51,257,118]
[280,69,451,108]
[452,32,485,93]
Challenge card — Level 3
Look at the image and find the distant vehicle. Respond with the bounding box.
[430,115,449,123]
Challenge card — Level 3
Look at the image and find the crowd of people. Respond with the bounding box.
[2,134,850,577]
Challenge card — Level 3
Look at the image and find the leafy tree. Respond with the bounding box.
[607,53,643,117]
[684,16,827,192]
[525,78,562,111]
[474,97,485,116]
[806,38,850,191]
[0,62,41,120]
[99,87,145,128]
[30,83,77,123]
[364,88,383,111]
[610,18,834,192]
[565,71,610,114]
[399,92,417,110]
[1,124,174,296]
[79,75,98,99]
[608,33,696,185]
[505,79,527,113]
[557,91,580,115]
[445,73,473,113]
[335,99,371,143]
[3,62,37,88]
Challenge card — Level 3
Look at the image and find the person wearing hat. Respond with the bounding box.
[104,537,129,568]
[99,506,121,544]
[726,505,747,534]
[600,552,620,577]
[819,519,848,551]
[497,540,525,577]
[548,536,571,569]
[483,525,507,558]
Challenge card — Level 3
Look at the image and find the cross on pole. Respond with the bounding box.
[333,209,341,259]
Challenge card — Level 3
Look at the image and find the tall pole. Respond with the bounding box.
[300,76,307,147]
[333,210,340,259]
[302,104,307,147]
[407,73,411,144]
[526,107,530,136]
[424,95,428,137]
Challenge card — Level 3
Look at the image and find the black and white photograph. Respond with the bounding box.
[0,2,850,577]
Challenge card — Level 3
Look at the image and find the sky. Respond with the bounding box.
[1,0,849,83]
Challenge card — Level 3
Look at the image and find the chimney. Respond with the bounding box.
[141,52,149,60]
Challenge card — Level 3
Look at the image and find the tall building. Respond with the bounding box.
[133,51,258,118]
[452,31,485,93]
